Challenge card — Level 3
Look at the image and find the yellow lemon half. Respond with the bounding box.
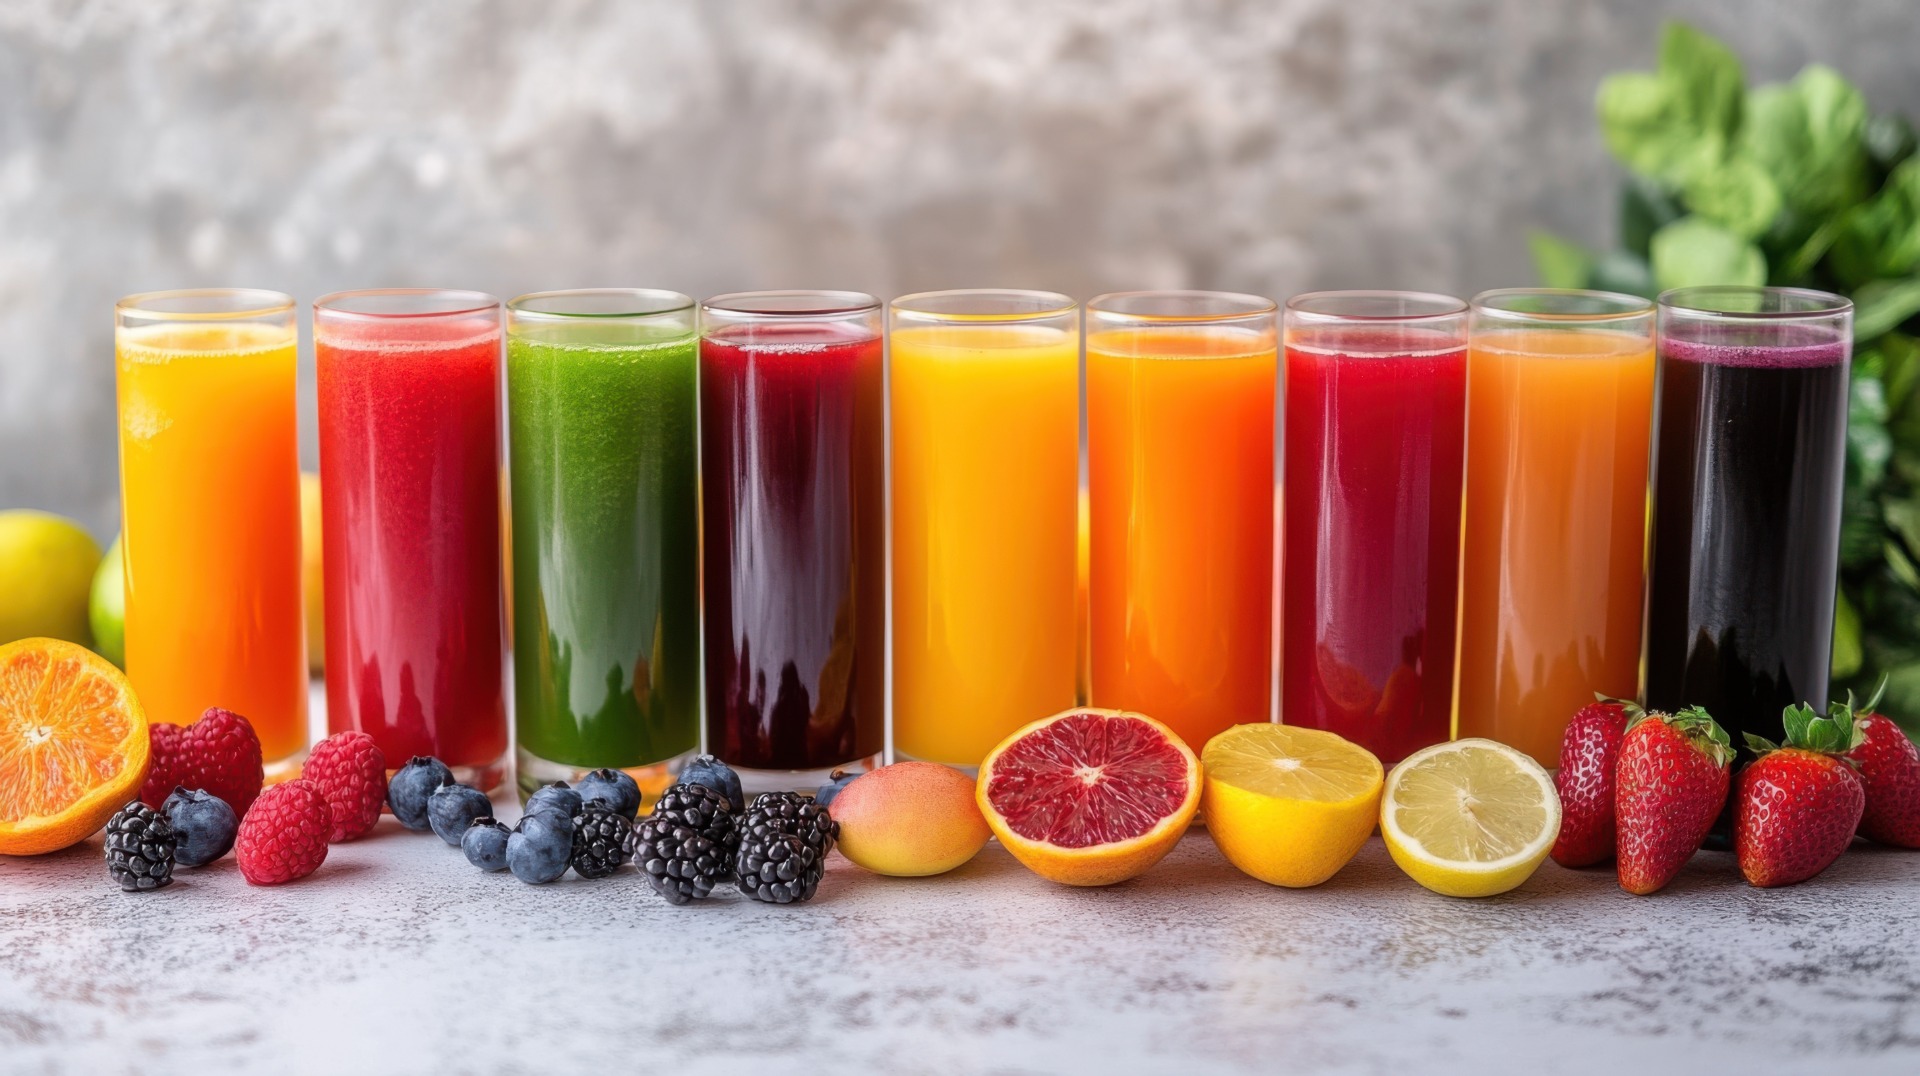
[1380,738,1560,898]
[1201,723,1383,887]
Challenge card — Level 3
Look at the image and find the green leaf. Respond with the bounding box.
[1866,113,1917,174]
[1649,216,1768,290]
[1881,332,1920,416]
[1834,587,1864,680]
[1850,365,1892,490]
[1887,537,1920,592]
[1871,662,1920,742]
[1528,230,1593,289]
[1622,176,1684,258]
[1831,156,1920,286]
[1854,276,1920,339]
[1590,250,1658,299]
[1683,153,1783,238]
[1661,22,1745,143]
[1741,65,1872,219]
[1596,24,1743,186]
[1885,496,1920,560]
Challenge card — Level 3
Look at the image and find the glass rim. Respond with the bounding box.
[313,288,501,321]
[890,288,1077,324]
[1087,289,1277,323]
[508,288,694,321]
[1285,290,1467,323]
[116,288,295,321]
[701,289,880,318]
[1657,285,1853,320]
[1471,287,1653,324]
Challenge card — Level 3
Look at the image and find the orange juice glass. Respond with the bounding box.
[1087,291,1277,750]
[890,291,1080,767]
[1456,290,1655,764]
[115,290,308,765]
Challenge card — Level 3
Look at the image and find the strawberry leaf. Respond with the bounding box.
[1777,701,1867,754]
[1671,705,1735,766]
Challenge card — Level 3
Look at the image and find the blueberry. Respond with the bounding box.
[575,768,641,820]
[525,781,583,819]
[161,787,238,867]
[462,818,512,872]
[427,783,494,846]
[678,754,744,814]
[507,810,573,884]
[814,769,859,811]
[388,756,454,831]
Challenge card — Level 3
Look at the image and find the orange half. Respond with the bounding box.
[976,707,1201,886]
[0,637,150,855]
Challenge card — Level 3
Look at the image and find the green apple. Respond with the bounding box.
[0,510,101,646]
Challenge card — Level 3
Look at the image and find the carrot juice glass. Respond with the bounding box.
[1456,290,1654,765]
[315,290,508,790]
[1282,292,1467,764]
[1087,291,1277,750]
[115,290,308,766]
[701,292,885,794]
[890,290,1080,768]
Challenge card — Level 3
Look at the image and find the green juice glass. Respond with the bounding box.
[507,290,700,801]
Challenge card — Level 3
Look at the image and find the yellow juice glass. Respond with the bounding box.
[1455,290,1655,765]
[1087,291,1278,752]
[890,291,1080,766]
[115,290,308,765]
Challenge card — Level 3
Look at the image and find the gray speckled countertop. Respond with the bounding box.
[2,699,1918,1075]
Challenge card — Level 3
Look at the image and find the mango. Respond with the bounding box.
[829,761,990,877]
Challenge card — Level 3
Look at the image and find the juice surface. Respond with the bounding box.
[1644,335,1849,749]
[700,323,885,772]
[1454,328,1652,764]
[1087,326,1275,750]
[891,324,1079,766]
[507,326,700,770]
[116,323,308,762]
[1282,328,1466,764]
[316,316,507,768]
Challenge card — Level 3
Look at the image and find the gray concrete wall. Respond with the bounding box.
[3,0,1917,539]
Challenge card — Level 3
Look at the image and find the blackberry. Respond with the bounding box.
[734,827,822,904]
[569,805,633,879]
[745,791,839,856]
[633,819,729,905]
[104,801,176,893]
[649,783,739,857]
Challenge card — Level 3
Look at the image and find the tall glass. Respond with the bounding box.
[115,290,308,766]
[1282,292,1467,764]
[700,291,885,792]
[507,290,700,799]
[1087,291,1277,751]
[1645,287,1852,750]
[1456,290,1654,764]
[890,290,1080,768]
[315,290,508,790]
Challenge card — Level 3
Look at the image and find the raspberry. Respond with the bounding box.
[303,731,387,842]
[235,780,332,886]
[140,707,265,816]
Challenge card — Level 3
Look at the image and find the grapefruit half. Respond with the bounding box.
[976,707,1201,886]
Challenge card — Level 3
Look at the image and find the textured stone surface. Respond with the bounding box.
[3,0,1919,538]
[1,818,1917,1073]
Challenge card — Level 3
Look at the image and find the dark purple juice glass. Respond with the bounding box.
[699,291,885,792]
[1644,286,1852,752]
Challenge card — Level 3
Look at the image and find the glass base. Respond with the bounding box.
[450,753,509,797]
[515,745,697,811]
[731,752,882,798]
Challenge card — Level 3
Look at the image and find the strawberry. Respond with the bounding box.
[1614,706,1732,895]
[1840,684,1920,848]
[235,780,332,886]
[303,731,388,842]
[139,707,265,816]
[1551,695,1638,868]
[1736,703,1866,887]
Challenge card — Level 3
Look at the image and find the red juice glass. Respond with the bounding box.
[315,289,508,790]
[699,291,885,794]
[1282,292,1468,764]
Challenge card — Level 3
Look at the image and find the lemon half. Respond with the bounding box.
[1202,723,1384,887]
[1380,738,1560,898]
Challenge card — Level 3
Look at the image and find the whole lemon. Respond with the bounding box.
[0,510,102,646]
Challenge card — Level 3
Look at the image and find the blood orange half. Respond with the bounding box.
[976,707,1201,886]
